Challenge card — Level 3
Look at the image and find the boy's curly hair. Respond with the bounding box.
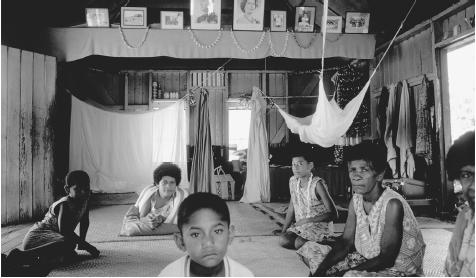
[153,163,181,185]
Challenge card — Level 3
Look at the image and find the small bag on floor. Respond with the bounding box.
[211,166,236,200]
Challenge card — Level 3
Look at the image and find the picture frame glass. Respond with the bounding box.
[295,7,315,32]
[345,12,370,33]
[270,11,286,32]
[191,0,221,30]
[233,0,265,31]
[326,16,342,33]
[161,11,184,29]
[86,8,109,27]
[121,7,147,28]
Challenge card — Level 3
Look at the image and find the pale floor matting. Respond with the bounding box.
[44,202,451,277]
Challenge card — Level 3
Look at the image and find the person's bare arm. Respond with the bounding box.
[296,180,338,226]
[312,200,357,276]
[58,203,99,257]
[282,198,295,233]
[350,199,404,272]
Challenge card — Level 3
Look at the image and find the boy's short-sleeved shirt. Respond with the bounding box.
[158,255,254,277]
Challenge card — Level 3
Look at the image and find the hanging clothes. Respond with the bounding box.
[376,86,389,141]
[396,80,415,179]
[69,96,188,193]
[240,87,271,203]
[383,84,399,178]
[277,76,371,148]
[415,76,433,164]
[334,65,369,138]
[189,90,214,193]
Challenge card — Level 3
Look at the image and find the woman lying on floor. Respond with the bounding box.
[120,162,189,236]
[2,171,99,276]
[304,142,425,276]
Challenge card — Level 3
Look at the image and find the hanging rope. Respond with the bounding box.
[273,0,418,147]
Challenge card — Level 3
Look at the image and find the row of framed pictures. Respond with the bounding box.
[86,4,369,33]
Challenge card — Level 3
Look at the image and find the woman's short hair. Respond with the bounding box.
[153,162,182,185]
[345,142,388,174]
[446,131,475,181]
[65,170,90,189]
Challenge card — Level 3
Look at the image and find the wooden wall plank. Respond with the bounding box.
[32,52,46,219]
[173,72,180,95]
[44,55,56,207]
[142,72,149,104]
[128,72,134,105]
[134,72,142,105]
[6,47,21,224]
[209,89,217,145]
[19,50,33,222]
[2,46,9,224]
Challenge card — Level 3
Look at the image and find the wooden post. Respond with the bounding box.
[148,72,152,110]
[124,73,129,110]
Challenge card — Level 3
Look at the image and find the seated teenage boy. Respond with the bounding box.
[159,192,254,277]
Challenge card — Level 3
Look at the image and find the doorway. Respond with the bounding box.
[440,37,475,147]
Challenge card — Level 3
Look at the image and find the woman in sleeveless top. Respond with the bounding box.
[3,171,99,275]
[312,142,425,276]
[279,151,338,251]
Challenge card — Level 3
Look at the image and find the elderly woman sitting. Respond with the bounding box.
[120,163,189,236]
[305,142,425,276]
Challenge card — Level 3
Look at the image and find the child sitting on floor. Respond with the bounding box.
[158,192,254,277]
[3,170,99,275]
[278,150,338,250]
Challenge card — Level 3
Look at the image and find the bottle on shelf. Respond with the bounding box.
[152,81,158,100]
[157,82,163,99]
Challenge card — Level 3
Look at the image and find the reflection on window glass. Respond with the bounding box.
[228,109,251,161]
[447,41,475,142]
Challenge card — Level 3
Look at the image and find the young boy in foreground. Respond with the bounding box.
[158,192,254,277]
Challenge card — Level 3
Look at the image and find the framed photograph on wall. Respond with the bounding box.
[326,16,342,33]
[345,12,370,33]
[86,8,109,27]
[270,10,286,32]
[161,11,184,29]
[233,0,265,31]
[191,0,221,30]
[294,6,315,32]
[121,7,147,28]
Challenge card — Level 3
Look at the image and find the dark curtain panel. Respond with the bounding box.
[190,89,214,193]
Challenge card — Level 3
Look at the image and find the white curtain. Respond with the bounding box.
[69,96,188,193]
[240,87,270,203]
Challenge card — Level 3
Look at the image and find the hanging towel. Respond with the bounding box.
[384,84,399,178]
[396,80,415,179]
[240,87,271,203]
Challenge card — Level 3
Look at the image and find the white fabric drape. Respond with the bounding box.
[384,84,399,178]
[240,87,270,203]
[277,78,371,147]
[70,96,188,193]
[396,80,415,178]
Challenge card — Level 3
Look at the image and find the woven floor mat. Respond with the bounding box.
[82,202,282,243]
[421,229,452,277]
[48,236,309,277]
